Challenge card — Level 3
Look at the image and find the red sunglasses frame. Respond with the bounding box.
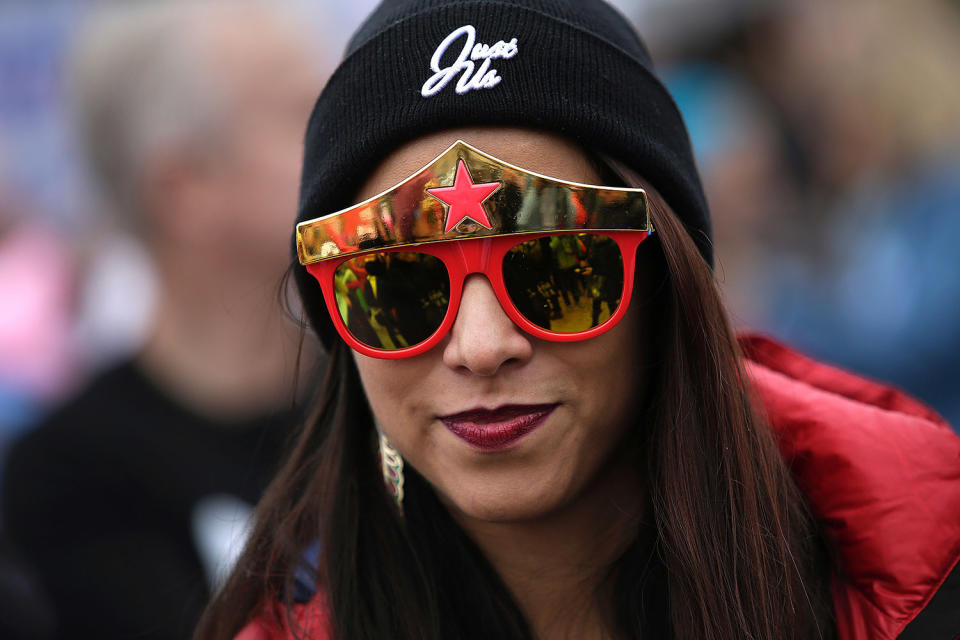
[306,229,651,359]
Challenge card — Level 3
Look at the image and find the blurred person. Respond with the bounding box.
[1,2,326,638]
[664,63,798,327]
[652,0,960,426]
[733,0,960,427]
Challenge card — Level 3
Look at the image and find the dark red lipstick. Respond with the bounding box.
[440,404,556,450]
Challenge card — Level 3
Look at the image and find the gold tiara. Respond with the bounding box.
[296,140,649,265]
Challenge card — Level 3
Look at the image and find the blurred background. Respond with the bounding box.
[0,0,958,637]
[3,0,960,454]
[3,0,959,447]
[0,0,352,459]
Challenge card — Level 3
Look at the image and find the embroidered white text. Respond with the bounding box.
[421,25,519,98]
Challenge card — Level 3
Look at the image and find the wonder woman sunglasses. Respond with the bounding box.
[296,141,652,359]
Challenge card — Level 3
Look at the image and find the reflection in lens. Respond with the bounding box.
[502,234,623,333]
[333,252,449,350]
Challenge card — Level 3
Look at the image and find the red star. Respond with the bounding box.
[427,160,501,232]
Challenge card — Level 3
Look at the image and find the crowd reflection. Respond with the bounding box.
[334,233,625,351]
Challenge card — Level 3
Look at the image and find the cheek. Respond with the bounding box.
[352,353,436,446]
[560,278,654,468]
[574,292,648,409]
[354,355,405,420]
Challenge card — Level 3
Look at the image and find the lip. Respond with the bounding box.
[439,404,557,451]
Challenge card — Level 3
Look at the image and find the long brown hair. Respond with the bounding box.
[197,184,834,639]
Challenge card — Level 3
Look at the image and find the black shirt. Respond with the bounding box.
[1,360,294,639]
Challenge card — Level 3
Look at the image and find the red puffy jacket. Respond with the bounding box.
[237,335,960,640]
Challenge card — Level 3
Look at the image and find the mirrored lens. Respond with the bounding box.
[502,234,624,333]
[333,252,450,350]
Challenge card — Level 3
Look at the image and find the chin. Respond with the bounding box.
[448,483,567,524]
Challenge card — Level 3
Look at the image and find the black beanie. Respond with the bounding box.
[295,0,711,346]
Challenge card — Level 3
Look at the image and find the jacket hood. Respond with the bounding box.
[742,333,960,640]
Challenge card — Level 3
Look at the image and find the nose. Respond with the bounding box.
[442,274,533,375]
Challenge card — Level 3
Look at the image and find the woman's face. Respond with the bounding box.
[352,127,653,523]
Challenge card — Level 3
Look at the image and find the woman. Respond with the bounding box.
[199,1,960,639]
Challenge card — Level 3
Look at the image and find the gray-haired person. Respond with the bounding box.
[2,2,326,638]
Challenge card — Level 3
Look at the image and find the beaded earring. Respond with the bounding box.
[379,433,405,512]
